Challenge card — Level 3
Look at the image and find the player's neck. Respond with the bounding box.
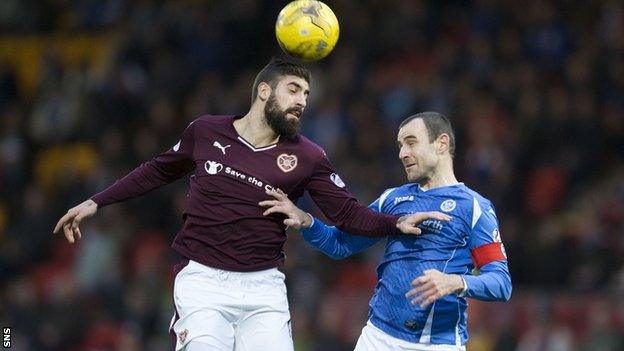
[419,160,458,190]
[235,109,280,148]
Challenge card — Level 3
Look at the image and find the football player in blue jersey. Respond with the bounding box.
[260,112,512,351]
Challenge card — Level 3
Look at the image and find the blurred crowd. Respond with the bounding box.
[0,0,623,350]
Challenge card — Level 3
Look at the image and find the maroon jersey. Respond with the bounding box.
[91,115,398,271]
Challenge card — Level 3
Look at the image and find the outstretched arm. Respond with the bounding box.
[260,187,450,236]
[260,189,451,259]
[304,153,450,237]
[300,216,381,260]
[90,120,197,208]
[53,120,197,244]
[259,189,380,258]
[53,199,98,243]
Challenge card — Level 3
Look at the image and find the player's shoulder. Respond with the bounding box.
[456,184,494,208]
[191,114,236,128]
[454,184,497,226]
[376,183,414,210]
[287,134,327,160]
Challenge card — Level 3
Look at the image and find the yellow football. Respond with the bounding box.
[275,0,340,61]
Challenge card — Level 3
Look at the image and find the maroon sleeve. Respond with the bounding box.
[305,152,400,237]
[90,121,196,208]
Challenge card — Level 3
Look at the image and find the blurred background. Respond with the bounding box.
[0,0,623,350]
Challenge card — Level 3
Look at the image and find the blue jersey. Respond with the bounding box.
[301,183,512,346]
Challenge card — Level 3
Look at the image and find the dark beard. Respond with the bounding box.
[264,94,301,140]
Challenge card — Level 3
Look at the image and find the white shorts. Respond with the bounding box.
[169,260,293,351]
[354,321,466,351]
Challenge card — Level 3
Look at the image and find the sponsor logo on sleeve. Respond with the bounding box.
[277,154,298,172]
[492,228,501,242]
[330,173,345,188]
[440,199,456,212]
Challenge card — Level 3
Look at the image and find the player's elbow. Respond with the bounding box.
[502,274,513,301]
[482,268,512,301]
[500,283,512,301]
[499,271,513,301]
[328,254,346,260]
[504,288,512,301]
[483,261,513,302]
[326,250,353,260]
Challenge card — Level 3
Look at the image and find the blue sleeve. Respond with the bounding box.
[462,261,512,301]
[461,201,512,301]
[300,197,388,259]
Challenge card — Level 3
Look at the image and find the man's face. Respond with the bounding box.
[264,75,309,139]
[397,119,440,184]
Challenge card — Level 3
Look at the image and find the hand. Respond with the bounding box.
[53,199,98,243]
[405,269,465,308]
[396,211,452,235]
[259,189,312,229]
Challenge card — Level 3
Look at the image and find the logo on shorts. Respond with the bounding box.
[277,154,298,172]
[204,160,223,175]
[440,199,456,212]
[330,173,345,188]
[178,329,188,344]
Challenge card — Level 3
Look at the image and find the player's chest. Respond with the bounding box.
[192,137,309,192]
[389,195,469,237]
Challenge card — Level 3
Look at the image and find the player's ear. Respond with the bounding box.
[437,133,450,155]
[258,82,271,102]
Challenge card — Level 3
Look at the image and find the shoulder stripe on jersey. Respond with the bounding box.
[471,197,482,229]
[377,187,397,212]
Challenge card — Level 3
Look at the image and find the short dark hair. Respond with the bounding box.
[399,112,456,156]
[251,58,311,103]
